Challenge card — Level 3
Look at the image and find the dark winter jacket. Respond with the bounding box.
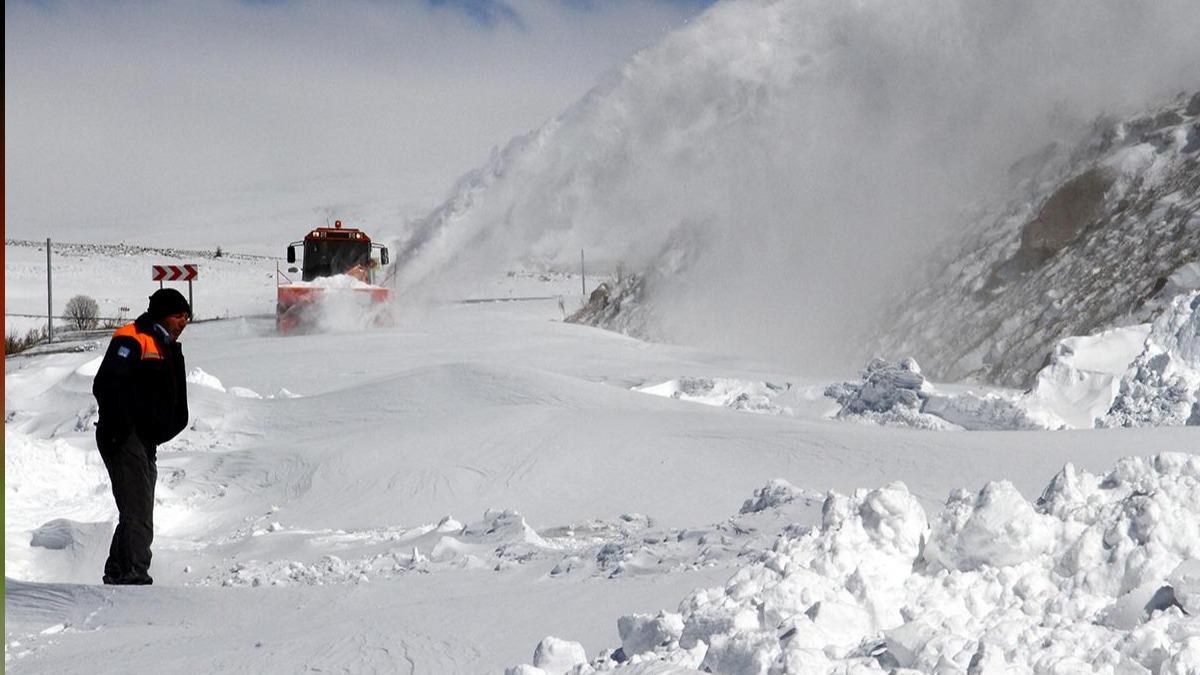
[93,313,189,449]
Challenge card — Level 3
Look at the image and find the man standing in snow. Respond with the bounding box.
[92,288,191,585]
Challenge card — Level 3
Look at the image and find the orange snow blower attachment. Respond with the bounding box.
[276,220,391,334]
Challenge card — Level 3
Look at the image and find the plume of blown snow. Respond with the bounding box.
[393,0,1200,375]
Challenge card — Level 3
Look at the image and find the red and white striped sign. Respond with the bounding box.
[152,264,199,281]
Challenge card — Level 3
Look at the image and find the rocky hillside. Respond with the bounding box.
[872,91,1200,387]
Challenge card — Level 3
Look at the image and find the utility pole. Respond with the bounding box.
[46,237,54,342]
[580,249,586,297]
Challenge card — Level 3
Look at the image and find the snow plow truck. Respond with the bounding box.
[276,220,391,333]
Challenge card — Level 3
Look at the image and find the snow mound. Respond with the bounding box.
[534,453,1200,674]
[187,368,280,401]
[530,636,588,675]
[824,358,950,429]
[636,378,792,415]
[186,367,226,393]
[29,519,110,551]
[1102,291,1200,427]
[738,480,818,515]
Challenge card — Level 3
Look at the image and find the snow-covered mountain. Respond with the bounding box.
[874,92,1200,388]
[393,0,1200,373]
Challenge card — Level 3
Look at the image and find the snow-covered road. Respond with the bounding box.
[7,285,1199,672]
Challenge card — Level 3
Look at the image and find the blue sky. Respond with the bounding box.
[8,0,716,26]
[425,0,715,26]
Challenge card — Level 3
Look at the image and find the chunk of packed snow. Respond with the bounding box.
[461,509,547,547]
[186,367,226,393]
[1027,323,1153,428]
[832,359,1056,431]
[1167,558,1200,615]
[532,636,587,675]
[825,358,951,429]
[618,612,685,658]
[923,481,1056,571]
[228,386,262,399]
[1102,291,1200,427]
[738,479,813,514]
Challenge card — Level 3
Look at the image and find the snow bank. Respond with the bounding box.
[1102,291,1200,427]
[4,427,113,580]
[187,368,276,400]
[518,453,1200,674]
[830,319,1195,431]
[920,391,1050,431]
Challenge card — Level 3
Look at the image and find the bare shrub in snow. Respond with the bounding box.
[64,294,100,330]
[5,325,48,355]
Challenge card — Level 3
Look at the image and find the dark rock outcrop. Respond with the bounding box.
[874,92,1200,387]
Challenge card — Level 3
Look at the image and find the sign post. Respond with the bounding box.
[46,238,54,342]
[152,264,200,317]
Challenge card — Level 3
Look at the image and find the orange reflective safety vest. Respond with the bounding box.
[111,323,164,361]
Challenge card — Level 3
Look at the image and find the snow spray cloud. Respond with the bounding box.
[4,0,704,249]
[283,275,393,334]
[393,0,1200,374]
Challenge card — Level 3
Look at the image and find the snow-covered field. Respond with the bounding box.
[6,244,1199,673]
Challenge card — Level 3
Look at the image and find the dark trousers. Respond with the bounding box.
[98,431,157,584]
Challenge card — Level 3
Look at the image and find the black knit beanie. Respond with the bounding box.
[148,288,192,320]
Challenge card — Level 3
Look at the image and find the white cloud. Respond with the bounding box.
[3,0,704,248]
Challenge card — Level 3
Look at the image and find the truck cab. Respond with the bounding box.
[287,221,389,283]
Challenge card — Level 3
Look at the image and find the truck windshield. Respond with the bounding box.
[302,240,372,281]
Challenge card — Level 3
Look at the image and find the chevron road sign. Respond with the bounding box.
[152,264,199,281]
[152,264,199,317]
